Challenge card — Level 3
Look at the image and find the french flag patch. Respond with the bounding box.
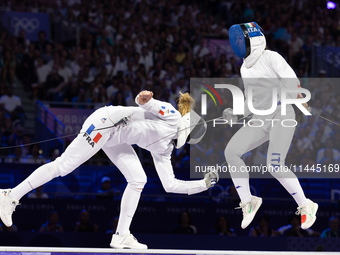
[86,124,102,143]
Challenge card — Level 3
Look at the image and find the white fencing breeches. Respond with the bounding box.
[10,107,114,200]
[224,108,308,206]
[10,107,146,236]
[103,143,146,236]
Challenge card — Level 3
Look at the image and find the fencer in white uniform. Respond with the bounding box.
[225,22,318,230]
[0,91,218,249]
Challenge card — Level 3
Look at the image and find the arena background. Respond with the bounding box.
[0,0,339,253]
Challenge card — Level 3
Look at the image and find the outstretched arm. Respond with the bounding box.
[151,152,208,195]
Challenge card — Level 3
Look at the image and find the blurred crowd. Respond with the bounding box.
[0,0,338,169]
[1,207,339,240]
[171,212,340,239]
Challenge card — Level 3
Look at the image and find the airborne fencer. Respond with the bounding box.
[0,90,218,249]
[224,22,318,229]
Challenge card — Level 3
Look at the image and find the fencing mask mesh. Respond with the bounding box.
[229,21,263,58]
[175,110,207,149]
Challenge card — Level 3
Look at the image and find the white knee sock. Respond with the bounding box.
[226,153,252,204]
[9,163,56,200]
[273,171,308,206]
[230,173,252,204]
[116,184,142,236]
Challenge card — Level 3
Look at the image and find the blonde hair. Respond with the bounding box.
[177,92,195,116]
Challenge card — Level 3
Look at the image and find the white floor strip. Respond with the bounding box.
[0,247,338,255]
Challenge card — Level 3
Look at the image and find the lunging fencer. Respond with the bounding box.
[224,22,318,230]
[0,91,218,249]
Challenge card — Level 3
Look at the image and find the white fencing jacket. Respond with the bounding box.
[105,96,207,195]
[241,49,301,117]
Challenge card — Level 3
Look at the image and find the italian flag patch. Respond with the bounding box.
[244,22,257,28]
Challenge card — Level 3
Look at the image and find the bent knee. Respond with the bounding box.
[128,181,146,192]
[46,160,63,178]
[52,156,84,177]
[224,145,242,161]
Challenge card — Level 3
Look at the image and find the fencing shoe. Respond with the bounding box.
[236,195,262,229]
[0,189,19,227]
[110,233,148,249]
[296,199,318,229]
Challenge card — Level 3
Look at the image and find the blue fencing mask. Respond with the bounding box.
[229,22,264,59]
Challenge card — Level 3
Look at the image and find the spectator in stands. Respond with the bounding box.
[175,44,186,65]
[20,44,35,92]
[47,147,61,162]
[24,144,46,164]
[27,185,49,199]
[0,85,23,121]
[35,31,50,54]
[125,86,140,106]
[0,81,7,97]
[16,29,30,50]
[69,54,82,78]
[42,44,53,64]
[212,216,236,236]
[2,118,16,147]
[39,210,63,232]
[20,134,31,158]
[333,132,340,152]
[1,50,15,84]
[63,81,79,103]
[172,211,197,235]
[34,57,51,99]
[319,148,336,165]
[106,55,118,79]
[5,147,23,163]
[44,65,65,101]
[72,88,91,108]
[289,32,304,70]
[90,59,104,79]
[193,38,209,59]
[321,216,340,238]
[96,176,120,200]
[58,58,73,83]
[12,119,25,142]
[139,46,153,73]
[296,127,313,154]
[317,139,340,164]
[74,209,98,233]
[277,215,320,237]
[312,131,325,158]
[110,91,126,106]
[283,215,309,237]
[249,214,279,237]
[315,122,333,144]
